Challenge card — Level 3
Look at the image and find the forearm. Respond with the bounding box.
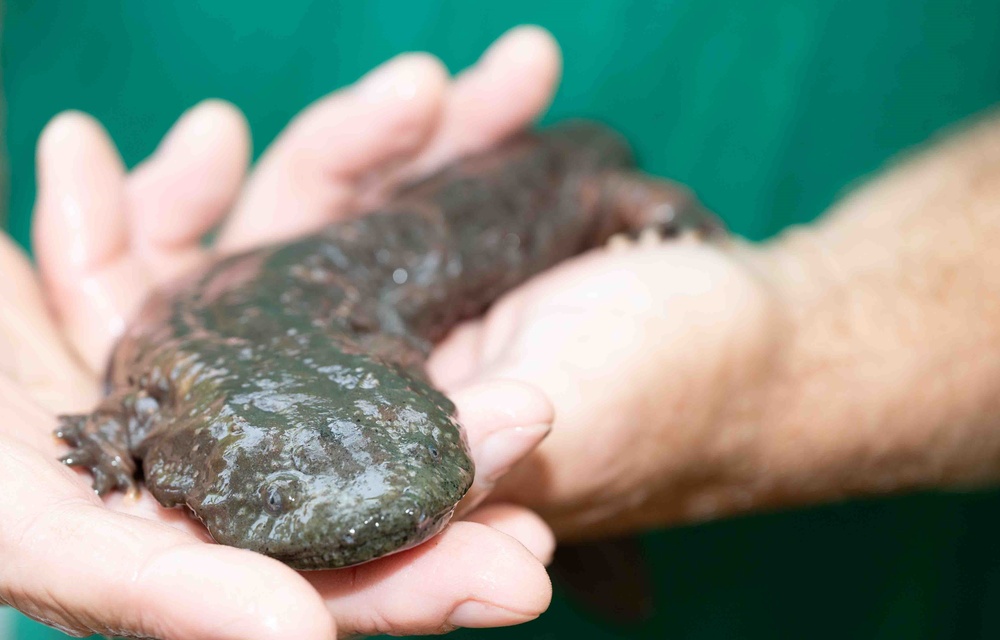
[736,111,1000,512]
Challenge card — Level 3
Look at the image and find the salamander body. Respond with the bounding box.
[57,122,721,569]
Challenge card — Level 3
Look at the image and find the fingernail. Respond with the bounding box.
[476,423,550,485]
[448,600,537,629]
[354,54,427,103]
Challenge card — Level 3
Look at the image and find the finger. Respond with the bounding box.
[448,379,552,515]
[463,503,556,565]
[219,53,449,252]
[126,100,250,280]
[0,433,334,640]
[33,111,128,283]
[405,25,562,175]
[310,521,551,636]
[32,112,144,371]
[426,318,485,389]
[0,235,97,412]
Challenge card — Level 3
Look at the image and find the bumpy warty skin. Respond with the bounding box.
[113,248,476,570]
[57,121,720,569]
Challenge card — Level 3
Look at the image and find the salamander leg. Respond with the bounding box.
[589,171,726,250]
[56,408,138,497]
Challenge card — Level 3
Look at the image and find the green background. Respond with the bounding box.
[5,1,1000,638]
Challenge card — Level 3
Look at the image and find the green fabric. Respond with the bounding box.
[5,1,1000,638]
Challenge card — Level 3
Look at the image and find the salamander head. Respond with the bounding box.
[184,359,474,570]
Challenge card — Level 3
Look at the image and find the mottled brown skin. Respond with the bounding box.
[56,121,723,570]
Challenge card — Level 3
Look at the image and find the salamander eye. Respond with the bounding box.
[261,477,301,516]
[263,485,284,515]
[427,444,441,461]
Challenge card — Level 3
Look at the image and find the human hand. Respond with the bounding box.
[17,26,561,638]
[427,235,785,540]
[431,91,1000,544]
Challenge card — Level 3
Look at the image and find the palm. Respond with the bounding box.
[4,27,561,639]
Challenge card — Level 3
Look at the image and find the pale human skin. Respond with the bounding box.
[7,22,1000,640]
[2,27,561,640]
[473,109,1000,539]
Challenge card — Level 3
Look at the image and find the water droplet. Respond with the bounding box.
[392,268,408,285]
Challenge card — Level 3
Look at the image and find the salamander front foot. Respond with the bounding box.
[56,413,138,497]
[595,171,727,249]
[605,225,705,253]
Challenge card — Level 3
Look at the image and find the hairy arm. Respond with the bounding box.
[734,111,1000,515]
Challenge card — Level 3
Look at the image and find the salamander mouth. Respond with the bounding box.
[192,432,475,570]
[268,506,457,571]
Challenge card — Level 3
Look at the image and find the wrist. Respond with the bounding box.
[731,221,1000,513]
[618,239,793,530]
[654,238,799,524]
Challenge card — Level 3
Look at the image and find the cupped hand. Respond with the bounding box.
[428,233,784,541]
[11,26,561,639]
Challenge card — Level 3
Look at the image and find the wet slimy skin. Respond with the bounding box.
[56,121,723,570]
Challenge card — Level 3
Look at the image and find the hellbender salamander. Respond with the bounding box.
[56,121,723,570]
